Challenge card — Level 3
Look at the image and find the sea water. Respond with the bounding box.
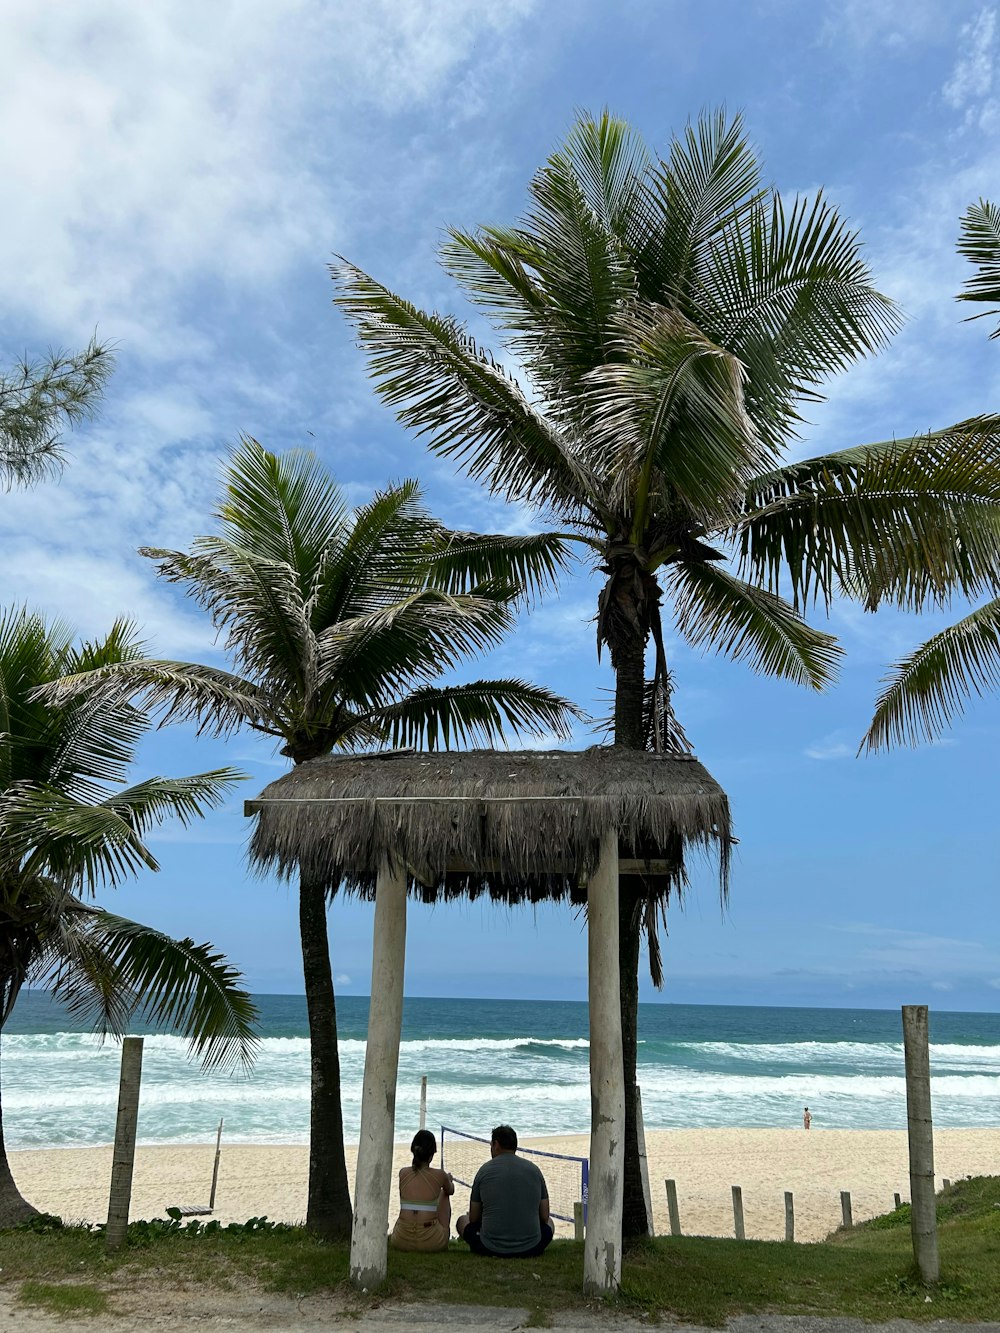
[3,993,998,1150]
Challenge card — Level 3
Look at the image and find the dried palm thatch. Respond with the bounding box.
[246,746,731,905]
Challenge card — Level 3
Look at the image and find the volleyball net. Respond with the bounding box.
[440,1124,588,1225]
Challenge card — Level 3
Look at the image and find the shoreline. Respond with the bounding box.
[11,1126,1000,1242]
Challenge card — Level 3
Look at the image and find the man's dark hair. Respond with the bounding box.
[491,1124,517,1151]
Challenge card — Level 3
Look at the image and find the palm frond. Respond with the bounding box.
[697,192,901,449]
[421,529,573,600]
[318,591,516,710]
[583,302,765,526]
[331,259,595,514]
[310,480,439,626]
[38,659,280,741]
[863,598,1000,751]
[50,909,259,1072]
[957,199,1000,337]
[668,561,841,688]
[141,541,316,693]
[363,679,584,749]
[218,436,350,578]
[738,420,1000,610]
[638,109,763,303]
[5,769,242,889]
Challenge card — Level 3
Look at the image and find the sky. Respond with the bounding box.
[2,0,999,1012]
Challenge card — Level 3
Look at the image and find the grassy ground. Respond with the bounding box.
[1,1176,997,1325]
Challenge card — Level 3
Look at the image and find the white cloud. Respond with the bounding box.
[0,1,538,346]
[335,973,352,986]
[804,730,853,760]
[943,8,997,114]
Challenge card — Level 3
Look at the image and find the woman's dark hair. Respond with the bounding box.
[410,1128,437,1166]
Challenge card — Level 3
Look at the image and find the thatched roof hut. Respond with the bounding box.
[246,745,731,901]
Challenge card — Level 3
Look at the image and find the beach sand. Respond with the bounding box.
[10,1127,999,1242]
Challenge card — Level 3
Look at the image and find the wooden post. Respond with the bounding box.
[208,1118,224,1212]
[902,1004,939,1284]
[894,1192,902,1209]
[665,1179,681,1236]
[784,1191,794,1242]
[635,1085,654,1237]
[583,828,623,1296]
[419,1075,427,1132]
[731,1185,745,1240]
[573,1200,585,1241]
[106,1037,143,1252]
[350,858,407,1290]
[840,1190,853,1228]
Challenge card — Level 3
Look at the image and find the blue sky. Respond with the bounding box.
[2,0,999,1011]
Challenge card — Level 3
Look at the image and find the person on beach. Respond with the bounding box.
[803,1106,812,1130]
[389,1129,455,1253]
[456,1124,555,1258]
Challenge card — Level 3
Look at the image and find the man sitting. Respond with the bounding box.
[456,1124,555,1258]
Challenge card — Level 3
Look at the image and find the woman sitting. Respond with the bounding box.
[389,1129,454,1253]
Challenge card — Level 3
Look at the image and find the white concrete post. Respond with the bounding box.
[583,828,624,1296]
[350,858,408,1290]
[902,1004,939,1284]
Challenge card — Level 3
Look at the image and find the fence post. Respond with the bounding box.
[419,1076,427,1132]
[665,1179,681,1236]
[894,1192,902,1210]
[208,1118,224,1212]
[731,1185,745,1240]
[784,1191,794,1242]
[840,1190,853,1229]
[942,1178,951,1190]
[573,1200,585,1241]
[902,1004,940,1284]
[106,1037,143,1252]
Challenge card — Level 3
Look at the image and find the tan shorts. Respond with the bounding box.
[389,1216,449,1253]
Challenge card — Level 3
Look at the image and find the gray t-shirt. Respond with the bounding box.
[470,1152,548,1254]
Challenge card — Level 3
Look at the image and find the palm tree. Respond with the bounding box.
[0,608,257,1227]
[1,337,115,488]
[858,200,1000,749]
[46,437,579,1239]
[331,110,1000,1235]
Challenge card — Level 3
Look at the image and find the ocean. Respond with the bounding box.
[3,993,998,1151]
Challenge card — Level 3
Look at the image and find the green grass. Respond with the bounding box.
[1,1176,997,1327]
[18,1280,109,1316]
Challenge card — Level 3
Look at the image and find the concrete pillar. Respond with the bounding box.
[350,858,407,1289]
[583,828,623,1295]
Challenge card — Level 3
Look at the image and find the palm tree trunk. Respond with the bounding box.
[299,870,353,1239]
[613,616,651,1242]
[618,877,647,1239]
[0,1031,39,1227]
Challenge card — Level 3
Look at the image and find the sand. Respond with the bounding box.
[10,1127,999,1242]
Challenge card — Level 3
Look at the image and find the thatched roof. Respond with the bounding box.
[246,747,731,904]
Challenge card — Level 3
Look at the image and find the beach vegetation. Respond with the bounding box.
[330,108,1000,1237]
[1,1175,998,1325]
[0,336,115,489]
[18,1279,109,1316]
[0,608,258,1227]
[42,438,579,1241]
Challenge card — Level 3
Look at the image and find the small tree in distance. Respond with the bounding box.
[0,336,115,489]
